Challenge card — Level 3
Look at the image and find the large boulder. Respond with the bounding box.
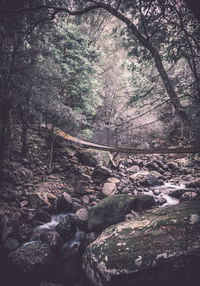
[130,170,163,186]
[88,194,155,232]
[9,242,53,273]
[83,200,200,286]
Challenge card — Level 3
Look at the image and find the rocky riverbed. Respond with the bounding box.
[0,127,200,285]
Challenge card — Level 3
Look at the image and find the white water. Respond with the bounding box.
[35,213,67,231]
[156,182,185,207]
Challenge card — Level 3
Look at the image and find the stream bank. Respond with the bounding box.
[0,126,200,285]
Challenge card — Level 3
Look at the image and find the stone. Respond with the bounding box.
[92,166,112,183]
[88,194,155,232]
[130,170,163,187]
[76,150,98,167]
[40,230,63,250]
[83,200,200,286]
[55,215,76,240]
[56,192,72,213]
[34,209,51,223]
[127,165,140,173]
[180,191,198,202]
[107,177,120,184]
[75,208,88,223]
[102,182,116,197]
[4,237,20,251]
[27,193,49,209]
[9,242,53,273]
[82,195,90,204]
[39,282,64,286]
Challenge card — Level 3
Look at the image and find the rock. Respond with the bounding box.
[167,162,179,172]
[130,170,150,181]
[83,200,200,286]
[39,282,64,286]
[168,188,188,198]
[34,209,51,223]
[11,211,22,221]
[20,200,29,208]
[9,242,53,273]
[102,182,116,197]
[3,237,20,251]
[56,192,72,213]
[88,194,155,232]
[82,195,89,204]
[72,201,83,212]
[130,170,163,187]
[55,215,76,240]
[186,180,200,188]
[75,208,88,224]
[92,166,112,183]
[0,214,14,242]
[40,230,63,250]
[127,165,140,173]
[180,192,198,202]
[60,230,85,260]
[107,177,120,184]
[27,193,49,209]
[76,150,98,167]
[16,224,34,243]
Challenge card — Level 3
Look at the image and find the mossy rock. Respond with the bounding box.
[88,194,155,232]
[76,149,111,167]
[83,200,200,286]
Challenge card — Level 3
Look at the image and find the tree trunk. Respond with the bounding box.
[90,2,190,125]
[0,105,12,179]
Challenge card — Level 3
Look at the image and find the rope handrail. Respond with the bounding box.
[53,127,200,154]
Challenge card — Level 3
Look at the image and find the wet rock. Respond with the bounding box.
[180,192,198,202]
[55,215,76,240]
[102,182,116,197]
[83,200,200,286]
[60,230,85,260]
[56,193,72,213]
[40,230,63,251]
[168,188,188,198]
[88,194,154,232]
[9,242,53,273]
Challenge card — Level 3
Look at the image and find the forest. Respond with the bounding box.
[0,1,200,286]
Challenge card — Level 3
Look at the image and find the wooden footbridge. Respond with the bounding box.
[53,127,200,154]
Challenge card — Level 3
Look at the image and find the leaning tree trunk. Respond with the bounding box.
[93,2,190,126]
